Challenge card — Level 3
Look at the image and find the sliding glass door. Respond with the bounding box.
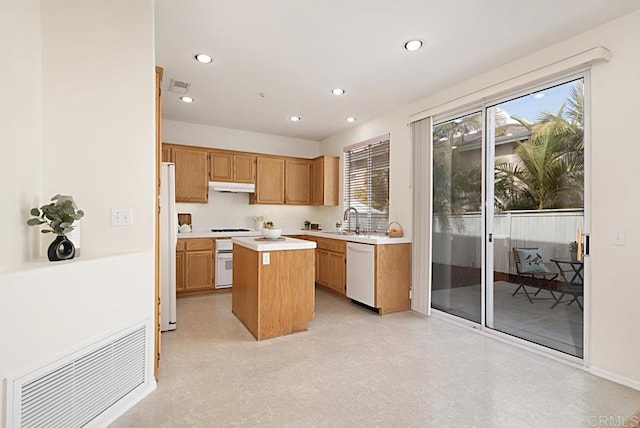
[486,78,585,357]
[431,111,483,323]
[430,77,586,358]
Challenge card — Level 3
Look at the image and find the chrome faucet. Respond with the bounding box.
[343,207,360,234]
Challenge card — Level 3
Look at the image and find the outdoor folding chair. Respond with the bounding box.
[511,248,560,304]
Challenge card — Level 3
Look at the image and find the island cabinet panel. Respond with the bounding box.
[232,244,315,340]
[259,249,315,338]
[173,147,209,203]
[251,157,285,204]
[375,243,412,314]
[232,245,259,336]
[285,159,311,204]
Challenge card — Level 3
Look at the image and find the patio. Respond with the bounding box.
[432,281,583,357]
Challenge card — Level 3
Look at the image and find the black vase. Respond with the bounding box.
[48,235,75,261]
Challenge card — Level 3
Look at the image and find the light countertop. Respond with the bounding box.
[232,236,316,252]
[178,229,411,245]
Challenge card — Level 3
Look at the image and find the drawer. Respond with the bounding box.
[185,238,214,251]
[176,239,186,251]
[315,237,346,254]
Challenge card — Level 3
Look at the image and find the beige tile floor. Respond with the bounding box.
[111,288,640,428]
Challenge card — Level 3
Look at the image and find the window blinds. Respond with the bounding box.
[344,138,390,232]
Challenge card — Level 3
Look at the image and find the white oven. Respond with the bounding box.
[215,239,233,288]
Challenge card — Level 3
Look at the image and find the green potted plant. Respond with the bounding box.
[27,194,84,261]
[569,241,579,261]
[304,219,311,230]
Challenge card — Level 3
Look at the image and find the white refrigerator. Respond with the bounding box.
[160,162,178,331]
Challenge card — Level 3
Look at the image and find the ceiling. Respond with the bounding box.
[155,1,640,141]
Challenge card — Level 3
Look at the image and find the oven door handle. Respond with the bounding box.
[217,252,233,260]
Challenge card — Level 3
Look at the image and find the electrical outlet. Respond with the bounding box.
[612,230,625,246]
[111,208,133,226]
[262,252,270,265]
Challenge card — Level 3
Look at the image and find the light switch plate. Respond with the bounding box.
[612,230,625,246]
[111,208,133,226]
[262,252,270,265]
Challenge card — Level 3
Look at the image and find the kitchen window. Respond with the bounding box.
[343,134,390,232]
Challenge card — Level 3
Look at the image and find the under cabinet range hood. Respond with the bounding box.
[209,181,255,193]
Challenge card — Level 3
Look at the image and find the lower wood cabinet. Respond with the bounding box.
[176,238,216,295]
[315,237,346,296]
[176,251,186,292]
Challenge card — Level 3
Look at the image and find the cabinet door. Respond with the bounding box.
[234,155,255,183]
[253,157,285,204]
[285,159,311,204]
[210,152,233,182]
[311,157,324,205]
[162,146,171,162]
[185,250,214,291]
[173,148,209,203]
[311,155,339,206]
[328,252,346,295]
[316,249,330,286]
[176,251,186,292]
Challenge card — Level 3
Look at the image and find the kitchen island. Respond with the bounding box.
[231,236,316,340]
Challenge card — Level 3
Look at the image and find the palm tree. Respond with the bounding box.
[494,80,584,210]
[432,113,483,231]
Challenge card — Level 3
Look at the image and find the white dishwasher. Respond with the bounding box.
[346,242,376,307]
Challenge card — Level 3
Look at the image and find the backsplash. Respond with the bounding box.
[177,191,341,233]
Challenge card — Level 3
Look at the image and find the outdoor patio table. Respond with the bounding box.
[550,258,584,310]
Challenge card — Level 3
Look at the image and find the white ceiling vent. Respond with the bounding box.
[168,78,191,94]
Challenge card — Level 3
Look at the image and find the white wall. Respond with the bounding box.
[320,10,640,387]
[0,0,43,268]
[0,252,155,426]
[163,120,330,231]
[40,0,156,256]
[0,0,157,424]
[164,119,320,158]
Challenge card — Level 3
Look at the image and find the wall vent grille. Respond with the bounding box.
[8,325,147,428]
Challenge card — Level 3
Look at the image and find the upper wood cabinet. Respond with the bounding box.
[312,155,339,205]
[173,147,209,203]
[161,143,339,206]
[234,154,255,183]
[210,152,233,181]
[251,157,285,204]
[285,159,311,204]
[161,146,171,162]
[210,152,256,183]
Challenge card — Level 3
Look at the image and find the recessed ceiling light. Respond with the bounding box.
[332,88,345,96]
[289,116,301,122]
[194,53,212,64]
[180,96,194,103]
[346,117,357,123]
[404,39,423,52]
[533,92,545,99]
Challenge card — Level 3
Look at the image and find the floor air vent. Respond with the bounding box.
[7,324,147,428]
